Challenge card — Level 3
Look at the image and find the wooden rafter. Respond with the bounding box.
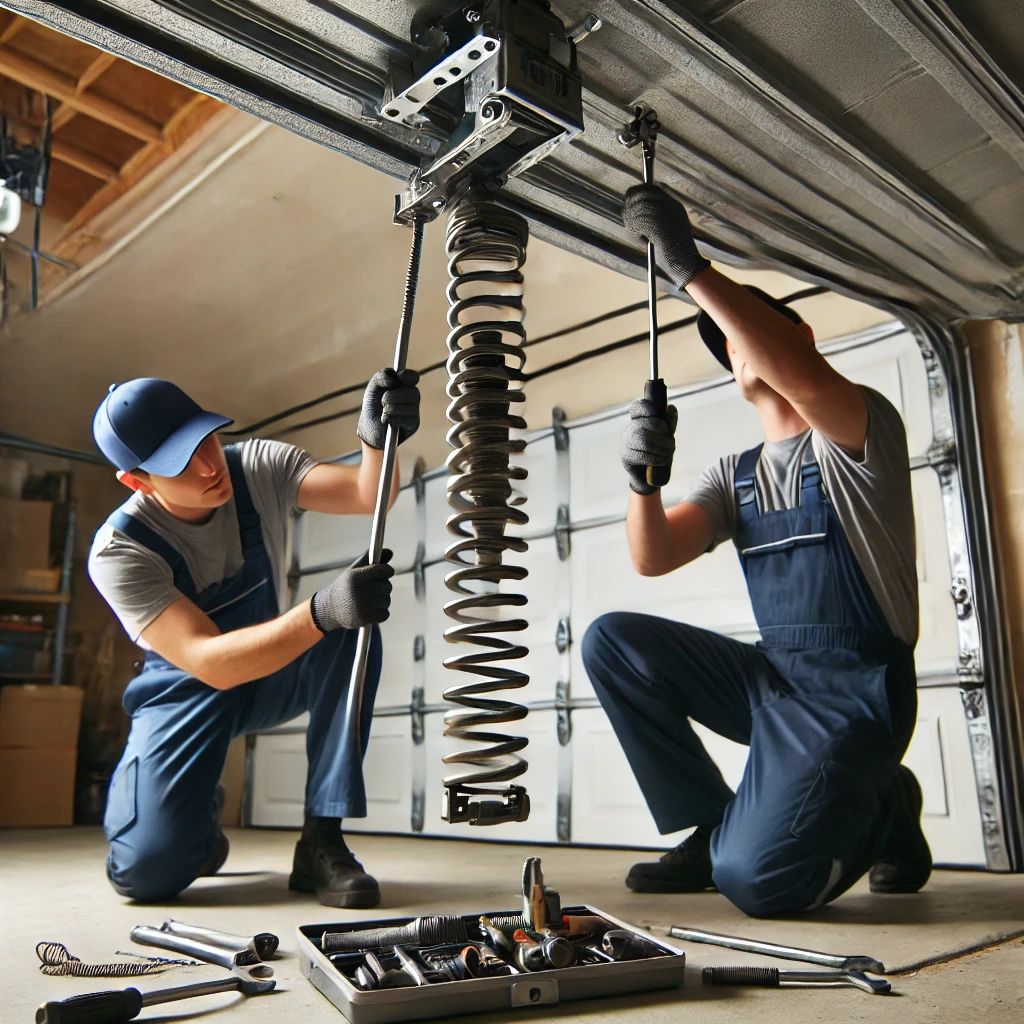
[0,46,160,141]
[54,93,223,241]
[49,51,118,133]
[0,14,27,44]
[51,139,118,181]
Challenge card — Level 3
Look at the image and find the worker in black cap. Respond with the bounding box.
[582,184,931,916]
[89,369,418,908]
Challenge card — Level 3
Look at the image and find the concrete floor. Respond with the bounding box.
[4,827,1024,1023]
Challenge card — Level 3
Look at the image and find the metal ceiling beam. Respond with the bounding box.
[592,0,997,259]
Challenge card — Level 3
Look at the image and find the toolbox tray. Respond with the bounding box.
[298,904,685,1024]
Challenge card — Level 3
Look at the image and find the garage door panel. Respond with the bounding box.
[249,731,306,828]
[903,686,985,866]
[511,433,558,538]
[571,706,688,849]
[913,469,959,675]
[296,510,370,571]
[345,715,414,835]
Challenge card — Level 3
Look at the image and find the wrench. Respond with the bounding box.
[130,925,274,980]
[669,926,885,975]
[159,919,279,960]
[36,973,275,1024]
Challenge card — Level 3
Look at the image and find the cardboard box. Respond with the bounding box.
[0,497,53,591]
[0,747,77,826]
[0,685,83,748]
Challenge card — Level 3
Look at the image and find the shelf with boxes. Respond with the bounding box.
[0,460,76,687]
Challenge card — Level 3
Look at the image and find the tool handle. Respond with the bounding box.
[36,988,144,1024]
[643,378,671,488]
[702,967,780,987]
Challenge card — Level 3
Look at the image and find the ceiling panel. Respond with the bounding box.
[2,0,1022,319]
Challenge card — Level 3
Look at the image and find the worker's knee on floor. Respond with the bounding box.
[712,847,813,919]
[106,841,199,903]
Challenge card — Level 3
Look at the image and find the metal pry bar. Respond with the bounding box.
[343,214,426,766]
[669,926,886,975]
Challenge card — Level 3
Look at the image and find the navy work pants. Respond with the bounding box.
[582,612,916,917]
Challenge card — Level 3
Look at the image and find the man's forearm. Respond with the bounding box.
[686,267,818,397]
[626,491,674,576]
[193,601,323,689]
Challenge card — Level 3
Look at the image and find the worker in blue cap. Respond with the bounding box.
[582,184,931,916]
[89,368,418,907]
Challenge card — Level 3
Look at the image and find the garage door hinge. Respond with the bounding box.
[411,686,426,744]
[552,406,569,452]
[555,617,571,653]
[951,576,973,619]
[414,547,426,599]
[556,679,571,746]
[555,504,571,559]
[927,439,956,477]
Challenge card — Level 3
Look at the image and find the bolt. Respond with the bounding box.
[465,8,482,22]
[432,198,446,210]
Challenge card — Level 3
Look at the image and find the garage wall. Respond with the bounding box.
[250,321,987,866]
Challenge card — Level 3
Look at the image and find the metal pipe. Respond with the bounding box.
[344,216,424,762]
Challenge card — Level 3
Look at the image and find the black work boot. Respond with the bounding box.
[870,766,932,894]
[625,825,717,893]
[198,829,230,877]
[289,817,381,909]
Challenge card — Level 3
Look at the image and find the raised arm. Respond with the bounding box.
[686,268,867,456]
[624,184,867,457]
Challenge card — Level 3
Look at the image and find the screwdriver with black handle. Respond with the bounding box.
[36,974,274,1023]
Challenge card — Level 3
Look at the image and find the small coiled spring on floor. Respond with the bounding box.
[441,199,532,825]
[36,941,200,977]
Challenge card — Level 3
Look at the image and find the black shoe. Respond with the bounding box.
[289,818,381,909]
[870,766,932,894]
[198,829,230,877]
[626,826,717,893]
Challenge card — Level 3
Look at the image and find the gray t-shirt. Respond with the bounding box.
[89,439,316,645]
[684,387,918,646]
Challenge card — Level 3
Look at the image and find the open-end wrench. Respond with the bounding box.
[36,973,275,1023]
[669,926,885,975]
[130,925,274,980]
[158,919,279,960]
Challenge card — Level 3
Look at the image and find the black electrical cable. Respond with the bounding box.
[223,295,674,437]
[260,286,827,439]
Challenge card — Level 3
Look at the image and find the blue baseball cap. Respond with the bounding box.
[93,378,233,476]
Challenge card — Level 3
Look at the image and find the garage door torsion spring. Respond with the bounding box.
[442,199,532,823]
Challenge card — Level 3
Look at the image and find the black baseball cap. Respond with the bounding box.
[93,378,232,476]
[697,285,805,373]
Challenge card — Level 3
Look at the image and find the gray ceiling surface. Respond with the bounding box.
[7,0,1024,320]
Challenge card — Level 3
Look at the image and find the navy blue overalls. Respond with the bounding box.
[102,444,381,902]
[583,443,917,916]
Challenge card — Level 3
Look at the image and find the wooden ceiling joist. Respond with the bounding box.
[51,138,117,181]
[0,45,160,141]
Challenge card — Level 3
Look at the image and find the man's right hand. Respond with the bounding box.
[620,398,678,496]
[623,184,710,289]
[311,549,394,633]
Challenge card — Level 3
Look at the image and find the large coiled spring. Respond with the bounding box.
[441,199,532,826]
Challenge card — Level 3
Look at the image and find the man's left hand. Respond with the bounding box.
[357,368,420,449]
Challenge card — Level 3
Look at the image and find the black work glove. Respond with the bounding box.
[310,549,394,633]
[622,183,711,289]
[620,397,678,496]
[357,368,420,450]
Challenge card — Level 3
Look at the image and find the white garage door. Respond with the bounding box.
[248,321,986,866]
